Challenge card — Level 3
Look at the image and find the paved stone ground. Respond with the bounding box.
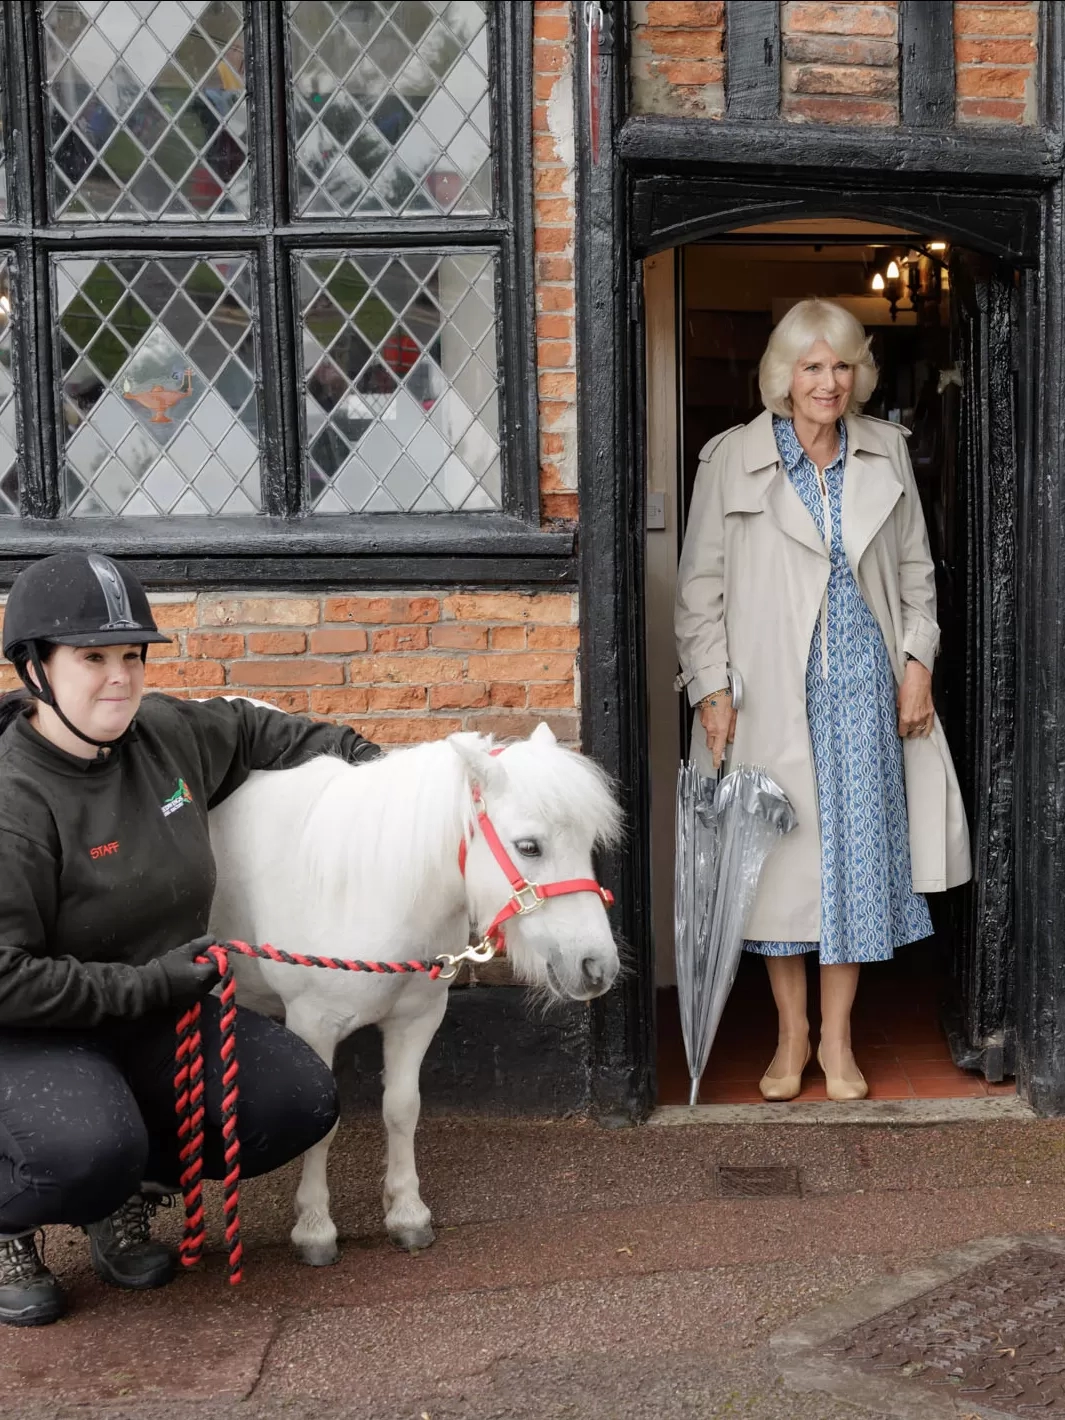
[6,1109,1065,1420]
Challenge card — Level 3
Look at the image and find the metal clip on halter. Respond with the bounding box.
[435,937,500,982]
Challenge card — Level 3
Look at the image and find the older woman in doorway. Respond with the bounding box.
[675,297,971,1102]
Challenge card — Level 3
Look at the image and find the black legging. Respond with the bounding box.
[0,998,338,1231]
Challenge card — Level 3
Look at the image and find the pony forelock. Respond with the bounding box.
[490,735,624,849]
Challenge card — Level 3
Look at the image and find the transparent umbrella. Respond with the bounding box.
[674,763,797,1106]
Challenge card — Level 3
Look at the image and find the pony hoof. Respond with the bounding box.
[388,1223,436,1252]
[296,1240,340,1267]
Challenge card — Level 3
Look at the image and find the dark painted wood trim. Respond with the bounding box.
[8,6,52,519]
[0,555,578,591]
[0,219,515,247]
[942,258,1019,1083]
[494,2,541,524]
[618,116,1062,182]
[17,4,48,230]
[0,513,573,560]
[1014,15,1065,1113]
[900,0,955,128]
[631,176,1043,265]
[577,1,656,1124]
[725,0,780,121]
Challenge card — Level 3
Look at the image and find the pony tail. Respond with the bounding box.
[0,689,30,737]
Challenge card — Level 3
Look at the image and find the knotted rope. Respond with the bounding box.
[174,940,444,1286]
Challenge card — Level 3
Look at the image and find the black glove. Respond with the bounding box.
[156,935,221,1005]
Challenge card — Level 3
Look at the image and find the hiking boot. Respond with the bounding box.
[84,1193,177,1290]
[0,1230,67,1327]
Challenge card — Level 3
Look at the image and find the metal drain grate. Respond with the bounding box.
[822,1243,1065,1415]
[715,1165,802,1198]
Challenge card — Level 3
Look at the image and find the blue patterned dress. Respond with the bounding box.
[744,417,933,964]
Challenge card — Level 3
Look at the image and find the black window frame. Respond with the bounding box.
[0,0,570,587]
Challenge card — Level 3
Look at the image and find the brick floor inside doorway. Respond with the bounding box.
[657,947,1018,1105]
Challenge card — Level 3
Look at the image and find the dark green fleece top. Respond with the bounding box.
[0,694,379,1029]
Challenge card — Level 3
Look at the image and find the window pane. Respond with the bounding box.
[287,0,492,218]
[55,255,261,516]
[296,250,501,512]
[41,1,250,222]
[0,258,18,515]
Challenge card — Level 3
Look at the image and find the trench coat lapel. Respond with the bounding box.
[841,415,904,574]
[742,410,829,562]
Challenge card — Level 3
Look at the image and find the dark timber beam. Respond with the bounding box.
[576,1,656,1123]
[725,0,780,120]
[617,116,1061,182]
[900,0,955,127]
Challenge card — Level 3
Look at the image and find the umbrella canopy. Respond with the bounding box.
[674,763,797,1106]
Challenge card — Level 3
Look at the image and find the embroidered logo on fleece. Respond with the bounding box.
[90,840,120,860]
[160,778,193,818]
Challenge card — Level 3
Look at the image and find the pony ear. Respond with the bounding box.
[448,732,506,795]
[530,721,557,747]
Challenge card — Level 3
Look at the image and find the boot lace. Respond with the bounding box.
[108,1193,172,1252]
[0,1231,47,1283]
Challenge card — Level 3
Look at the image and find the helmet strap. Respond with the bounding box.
[20,642,134,754]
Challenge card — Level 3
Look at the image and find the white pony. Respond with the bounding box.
[207,723,622,1265]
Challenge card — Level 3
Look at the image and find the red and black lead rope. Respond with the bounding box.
[173,940,445,1286]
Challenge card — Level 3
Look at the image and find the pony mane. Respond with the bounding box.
[300,740,476,911]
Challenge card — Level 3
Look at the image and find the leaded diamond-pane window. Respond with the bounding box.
[297,251,500,512]
[55,255,261,515]
[0,259,18,515]
[42,0,250,222]
[0,6,533,554]
[288,1,492,218]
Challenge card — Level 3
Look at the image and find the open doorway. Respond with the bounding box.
[646,219,1019,1106]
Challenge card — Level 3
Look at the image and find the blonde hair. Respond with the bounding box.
[758,298,878,417]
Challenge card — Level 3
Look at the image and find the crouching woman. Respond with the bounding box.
[0,551,381,1326]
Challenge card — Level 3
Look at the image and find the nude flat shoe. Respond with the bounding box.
[758,1044,811,1102]
[817,1044,869,1102]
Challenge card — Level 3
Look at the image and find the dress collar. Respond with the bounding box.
[772,415,847,474]
[741,408,895,474]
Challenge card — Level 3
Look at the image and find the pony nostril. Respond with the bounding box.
[581,956,605,988]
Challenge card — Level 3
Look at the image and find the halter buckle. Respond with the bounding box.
[512,882,544,915]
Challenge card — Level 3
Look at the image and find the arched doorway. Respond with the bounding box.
[641,216,1024,1105]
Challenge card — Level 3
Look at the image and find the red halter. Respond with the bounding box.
[457,754,614,953]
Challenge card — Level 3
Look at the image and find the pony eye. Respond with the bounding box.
[515,839,541,858]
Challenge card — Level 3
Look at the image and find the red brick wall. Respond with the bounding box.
[955,1,1039,124]
[534,1,578,522]
[782,1,900,124]
[631,2,726,117]
[630,0,1042,127]
[140,592,580,747]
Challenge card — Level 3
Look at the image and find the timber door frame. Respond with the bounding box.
[579,3,1065,1118]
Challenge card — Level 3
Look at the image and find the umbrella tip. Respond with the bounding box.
[689,1078,701,1107]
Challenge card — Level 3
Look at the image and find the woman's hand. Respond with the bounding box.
[699,689,737,770]
[897,659,935,739]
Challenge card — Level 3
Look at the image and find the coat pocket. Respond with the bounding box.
[722,487,765,517]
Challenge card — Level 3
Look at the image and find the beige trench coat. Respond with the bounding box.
[674,409,972,942]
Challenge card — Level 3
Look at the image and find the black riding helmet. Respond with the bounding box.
[3,552,170,749]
